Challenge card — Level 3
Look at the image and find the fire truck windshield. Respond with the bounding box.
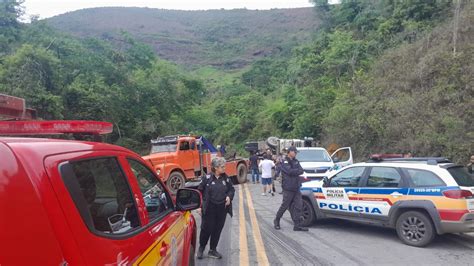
[150,142,177,153]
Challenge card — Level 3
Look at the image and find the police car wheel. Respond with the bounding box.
[396,211,435,247]
[300,199,315,227]
[167,171,185,194]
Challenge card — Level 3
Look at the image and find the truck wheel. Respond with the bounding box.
[396,211,435,247]
[300,199,315,227]
[167,171,185,194]
[236,163,248,184]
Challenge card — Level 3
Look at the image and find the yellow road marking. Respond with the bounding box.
[244,183,270,266]
[239,185,249,266]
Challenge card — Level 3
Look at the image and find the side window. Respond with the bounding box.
[62,158,139,235]
[329,167,365,187]
[179,141,190,150]
[367,167,401,187]
[405,169,446,187]
[128,159,173,220]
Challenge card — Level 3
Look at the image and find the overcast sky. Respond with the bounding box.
[23,0,316,19]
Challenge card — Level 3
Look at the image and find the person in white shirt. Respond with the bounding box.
[259,154,275,196]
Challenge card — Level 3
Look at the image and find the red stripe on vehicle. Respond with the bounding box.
[314,194,326,199]
[352,197,394,206]
[438,210,469,221]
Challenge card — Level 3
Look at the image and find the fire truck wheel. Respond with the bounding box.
[236,163,248,184]
[167,171,185,194]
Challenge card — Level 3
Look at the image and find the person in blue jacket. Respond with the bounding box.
[273,146,308,231]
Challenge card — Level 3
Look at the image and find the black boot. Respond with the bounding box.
[197,246,204,259]
[293,225,309,231]
[274,218,281,230]
[208,249,222,259]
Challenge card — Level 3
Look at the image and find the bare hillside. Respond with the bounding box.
[46,7,320,69]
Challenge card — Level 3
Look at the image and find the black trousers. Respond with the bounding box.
[199,202,227,250]
[275,190,302,226]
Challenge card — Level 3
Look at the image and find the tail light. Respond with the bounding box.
[442,189,473,199]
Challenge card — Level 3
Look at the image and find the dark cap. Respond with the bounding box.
[287,146,298,153]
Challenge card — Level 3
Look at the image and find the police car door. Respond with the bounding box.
[331,147,353,170]
[320,166,367,218]
[358,166,406,221]
[126,159,186,266]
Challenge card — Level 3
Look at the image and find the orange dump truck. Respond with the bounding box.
[143,135,248,193]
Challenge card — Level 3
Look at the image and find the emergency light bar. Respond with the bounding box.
[0,120,113,135]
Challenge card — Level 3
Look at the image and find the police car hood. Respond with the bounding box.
[301,180,323,188]
[300,161,334,170]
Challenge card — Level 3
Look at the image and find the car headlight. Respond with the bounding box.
[156,169,161,176]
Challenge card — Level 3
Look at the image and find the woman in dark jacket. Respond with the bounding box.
[197,157,235,259]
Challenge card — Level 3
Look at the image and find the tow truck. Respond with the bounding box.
[143,135,249,194]
[0,94,201,265]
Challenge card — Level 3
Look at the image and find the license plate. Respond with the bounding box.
[468,199,474,210]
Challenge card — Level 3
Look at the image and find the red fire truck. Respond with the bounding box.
[0,94,201,265]
[143,135,249,194]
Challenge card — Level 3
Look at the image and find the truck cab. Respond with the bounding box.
[0,125,201,265]
[0,94,202,265]
[144,135,248,194]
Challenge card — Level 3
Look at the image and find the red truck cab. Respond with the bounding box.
[0,121,201,265]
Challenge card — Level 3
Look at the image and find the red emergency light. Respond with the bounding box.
[0,120,113,135]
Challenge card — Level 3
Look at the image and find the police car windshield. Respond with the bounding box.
[150,143,177,153]
[296,150,332,162]
[447,166,474,187]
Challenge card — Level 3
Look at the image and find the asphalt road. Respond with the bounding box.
[194,177,474,265]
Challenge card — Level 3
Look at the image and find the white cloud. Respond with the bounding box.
[23,0,315,19]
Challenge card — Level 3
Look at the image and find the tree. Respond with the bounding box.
[0,0,24,54]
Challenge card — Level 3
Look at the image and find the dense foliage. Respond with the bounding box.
[0,3,204,153]
[1,1,472,163]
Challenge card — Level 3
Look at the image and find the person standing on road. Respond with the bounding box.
[467,155,474,174]
[197,157,235,259]
[274,146,308,231]
[259,154,275,196]
[249,151,260,184]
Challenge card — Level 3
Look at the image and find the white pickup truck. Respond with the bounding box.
[296,147,353,180]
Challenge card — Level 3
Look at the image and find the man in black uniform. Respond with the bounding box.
[273,146,308,231]
[197,157,235,259]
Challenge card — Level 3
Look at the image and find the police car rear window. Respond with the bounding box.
[447,166,474,187]
[404,169,445,187]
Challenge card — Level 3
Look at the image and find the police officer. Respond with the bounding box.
[273,146,308,231]
[197,157,235,259]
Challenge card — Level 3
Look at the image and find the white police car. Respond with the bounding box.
[300,157,474,247]
[297,147,352,180]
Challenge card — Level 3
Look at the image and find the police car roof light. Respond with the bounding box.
[0,120,113,135]
[368,157,451,164]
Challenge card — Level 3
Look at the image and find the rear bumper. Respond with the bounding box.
[439,212,474,234]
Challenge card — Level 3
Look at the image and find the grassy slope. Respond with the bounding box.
[46,7,320,70]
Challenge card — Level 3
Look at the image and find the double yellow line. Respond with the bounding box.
[238,183,269,266]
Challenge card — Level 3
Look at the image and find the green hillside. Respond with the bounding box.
[46,7,321,70]
[1,1,472,163]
